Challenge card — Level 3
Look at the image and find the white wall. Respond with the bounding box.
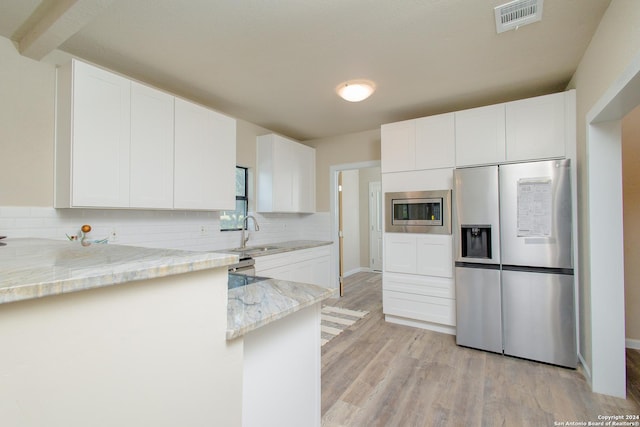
[0,37,55,206]
[567,0,640,379]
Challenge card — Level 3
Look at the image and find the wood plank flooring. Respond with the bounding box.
[321,272,640,427]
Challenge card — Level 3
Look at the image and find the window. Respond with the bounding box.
[220,166,248,231]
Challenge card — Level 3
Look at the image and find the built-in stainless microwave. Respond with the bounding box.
[385,190,451,234]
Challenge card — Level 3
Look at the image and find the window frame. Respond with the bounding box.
[220,166,248,231]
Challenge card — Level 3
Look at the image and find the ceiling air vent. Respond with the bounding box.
[495,0,543,33]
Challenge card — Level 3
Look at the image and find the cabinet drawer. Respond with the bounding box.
[383,290,455,326]
[383,272,454,299]
[254,246,330,271]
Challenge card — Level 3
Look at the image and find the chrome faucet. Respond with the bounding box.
[240,215,260,249]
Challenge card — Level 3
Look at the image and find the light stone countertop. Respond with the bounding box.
[226,277,336,340]
[1,238,336,340]
[0,238,237,305]
[218,239,332,259]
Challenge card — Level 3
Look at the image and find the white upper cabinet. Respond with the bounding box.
[505,91,566,161]
[56,59,236,211]
[455,104,506,167]
[56,59,131,208]
[454,92,570,167]
[174,98,236,210]
[382,113,455,173]
[293,141,316,212]
[257,134,316,213]
[381,120,415,173]
[415,113,455,170]
[130,82,174,209]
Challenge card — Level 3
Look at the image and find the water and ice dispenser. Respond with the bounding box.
[460,225,492,259]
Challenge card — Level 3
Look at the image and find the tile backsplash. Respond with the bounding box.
[0,206,332,251]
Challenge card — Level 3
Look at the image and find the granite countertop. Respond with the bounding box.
[226,277,336,340]
[219,239,332,259]
[1,238,335,340]
[0,238,237,305]
[221,239,335,338]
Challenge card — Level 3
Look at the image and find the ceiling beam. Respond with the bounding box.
[17,0,115,60]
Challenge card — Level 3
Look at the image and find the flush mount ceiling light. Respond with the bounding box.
[336,79,376,102]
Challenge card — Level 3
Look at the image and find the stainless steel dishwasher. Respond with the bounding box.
[228,257,255,276]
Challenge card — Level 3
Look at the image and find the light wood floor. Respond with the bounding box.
[321,272,640,427]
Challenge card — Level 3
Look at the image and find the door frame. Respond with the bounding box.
[368,181,383,271]
[586,50,640,397]
[329,161,381,292]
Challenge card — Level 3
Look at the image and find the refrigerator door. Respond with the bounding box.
[454,166,500,265]
[455,265,502,353]
[502,269,577,368]
[499,159,572,269]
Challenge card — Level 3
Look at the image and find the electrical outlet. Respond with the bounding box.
[110,228,118,242]
[200,225,207,235]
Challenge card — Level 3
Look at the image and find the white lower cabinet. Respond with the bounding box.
[382,278,456,329]
[254,246,331,287]
[383,233,455,330]
[385,233,452,277]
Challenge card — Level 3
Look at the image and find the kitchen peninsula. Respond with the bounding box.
[0,238,333,427]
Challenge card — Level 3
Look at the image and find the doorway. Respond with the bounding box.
[586,53,640,398]
[330,161,381,296]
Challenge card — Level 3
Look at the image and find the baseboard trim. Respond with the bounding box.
[343,267,370,278]
[384,314,456,336]
[626,338,640,349]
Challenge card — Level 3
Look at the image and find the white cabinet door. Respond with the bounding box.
[294,143,316,213]
[208,110,236,210]
[174,98,236,210]
[506,92,566,161]
[415,113,455,170]
[311,255,331,287]
[130,82,174,209]
[71,60,131,207]
[416,235,453,278]
[254,247,331,288]
[381,120,415,173]
[455,103,505,167]
[272,137,295,212]
[257,134,316,213]
[384,234,417,274]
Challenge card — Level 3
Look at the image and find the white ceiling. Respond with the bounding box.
[0,0,611,141]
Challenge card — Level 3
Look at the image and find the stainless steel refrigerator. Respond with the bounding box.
[454,159,576,368]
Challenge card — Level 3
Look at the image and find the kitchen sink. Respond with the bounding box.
[228,272,270,289]
[243,245,279,254]
[230,245,280,255]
